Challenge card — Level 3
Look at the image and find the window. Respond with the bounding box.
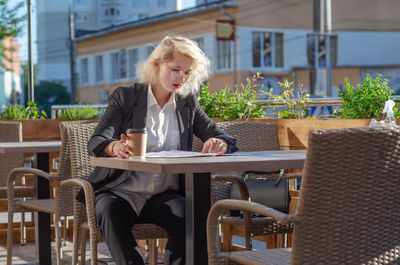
[120,49,127,79]
[217,40,231,70]
[95,55,103,82]
[80,58,88,84]
[132,0,148,7]
[252,31,284,68]
[128,49,138,79]
[158,0,166,7]
[111,52,120,80]
[307,34,338,68]
[111,50,127,80]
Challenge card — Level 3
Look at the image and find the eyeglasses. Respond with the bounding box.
[168,67,191,81]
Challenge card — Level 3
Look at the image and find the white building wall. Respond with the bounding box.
[337,31,400,66]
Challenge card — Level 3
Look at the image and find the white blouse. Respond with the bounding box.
[110,86,180,215]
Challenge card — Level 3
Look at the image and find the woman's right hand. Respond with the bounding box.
[105,134,130,159]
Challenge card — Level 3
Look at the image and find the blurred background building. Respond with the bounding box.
[72,0,400,104]
[0,37,22,106]
[3,0,400,107]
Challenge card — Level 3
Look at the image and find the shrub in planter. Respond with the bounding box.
[0,101,47,119]
[334,74,397,119]
[199,73,264,120]
[262,79,313,119]
[57,106,99,120]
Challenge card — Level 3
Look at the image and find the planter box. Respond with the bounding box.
[247,118,371,150]
[0,119,63,141]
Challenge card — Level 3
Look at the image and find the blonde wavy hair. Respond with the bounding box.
[136,35,211,97]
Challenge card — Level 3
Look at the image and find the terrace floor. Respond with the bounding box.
[0,240,163,265]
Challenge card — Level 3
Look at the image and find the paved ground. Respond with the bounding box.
[0,240,164,265]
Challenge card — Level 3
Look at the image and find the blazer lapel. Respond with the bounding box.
[175,95,191,150]
[131,84,148,129]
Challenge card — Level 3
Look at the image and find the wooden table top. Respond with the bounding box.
[90,150,307,174]
[0,141,62,154]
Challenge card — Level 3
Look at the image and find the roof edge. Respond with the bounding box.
[76,1,239,41]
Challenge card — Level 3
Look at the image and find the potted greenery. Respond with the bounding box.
[200,73,389,150]
[258,74,396,149]
[199,72,264,120]
[334,74,397,119]
[56,105,99,121]
[0,101,63,141]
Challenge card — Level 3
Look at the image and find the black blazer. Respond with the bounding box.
[83,83,238,197]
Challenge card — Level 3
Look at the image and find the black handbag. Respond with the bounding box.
[230,170,290,214]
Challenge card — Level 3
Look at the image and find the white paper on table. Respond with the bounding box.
[145,150,218,158]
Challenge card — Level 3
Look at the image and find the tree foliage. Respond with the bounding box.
[34,81,71,116]
[0,0,25,67]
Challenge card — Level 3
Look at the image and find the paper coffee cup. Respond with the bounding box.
[126,128,147,158]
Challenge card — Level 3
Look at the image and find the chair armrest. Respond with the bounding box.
[61,178,97,232]
[207,199,297,262]
[7,167,56,200]
[212,174,249,201]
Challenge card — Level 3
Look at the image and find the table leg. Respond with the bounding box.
[185,172,211,265]
[34,152,52,265]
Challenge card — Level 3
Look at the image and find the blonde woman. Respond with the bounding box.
[80,35,238,265]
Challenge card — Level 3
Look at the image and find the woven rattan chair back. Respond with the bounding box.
[292,126,400,264]
[0,122,25,189]
[193,121,280,203]
[7,121,79,264]
[67,122,168,265]
[67,122,97,181]
[55,121,91,217]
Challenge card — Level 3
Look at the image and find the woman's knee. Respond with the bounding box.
[95,192,136,227]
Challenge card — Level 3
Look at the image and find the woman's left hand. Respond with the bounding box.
[201,137,228,155]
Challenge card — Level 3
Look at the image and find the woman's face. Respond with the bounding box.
[155,52,193,95]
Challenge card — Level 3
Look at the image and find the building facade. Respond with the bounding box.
[36,0,184,94]
[0,37,22,106]
[74,0,400,104]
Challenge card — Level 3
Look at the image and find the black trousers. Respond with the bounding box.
[95,190,185,265]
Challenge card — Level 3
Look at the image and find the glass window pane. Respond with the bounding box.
[318,35,326,67]
[80,58,88,84]
[252,32,261,67]
[120,49,127,79]
[307,34,315,67]
[275,33,284,67]
[263,32,272,67]
[217,40,231,70]
[330,35,338,67]
[95,55,103,82]
[128,49,138,79]
[111,52,119,80]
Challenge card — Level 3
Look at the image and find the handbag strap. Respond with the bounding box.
[242,169,285,186]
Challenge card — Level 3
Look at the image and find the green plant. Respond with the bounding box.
[0,0,25,68]
[199,73,264,120]
[263,79,312,119]
[0,101,47,119]
[335,74,394,119]
[57,106,99,120]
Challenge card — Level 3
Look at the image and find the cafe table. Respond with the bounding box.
[90,149,306,265]
[0,141,62,265]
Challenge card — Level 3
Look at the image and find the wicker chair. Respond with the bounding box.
[207,126,400,264]
[62,122,168,265]
[193,121,297,251]
[6,121,78,265]
[0,121,34,245]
